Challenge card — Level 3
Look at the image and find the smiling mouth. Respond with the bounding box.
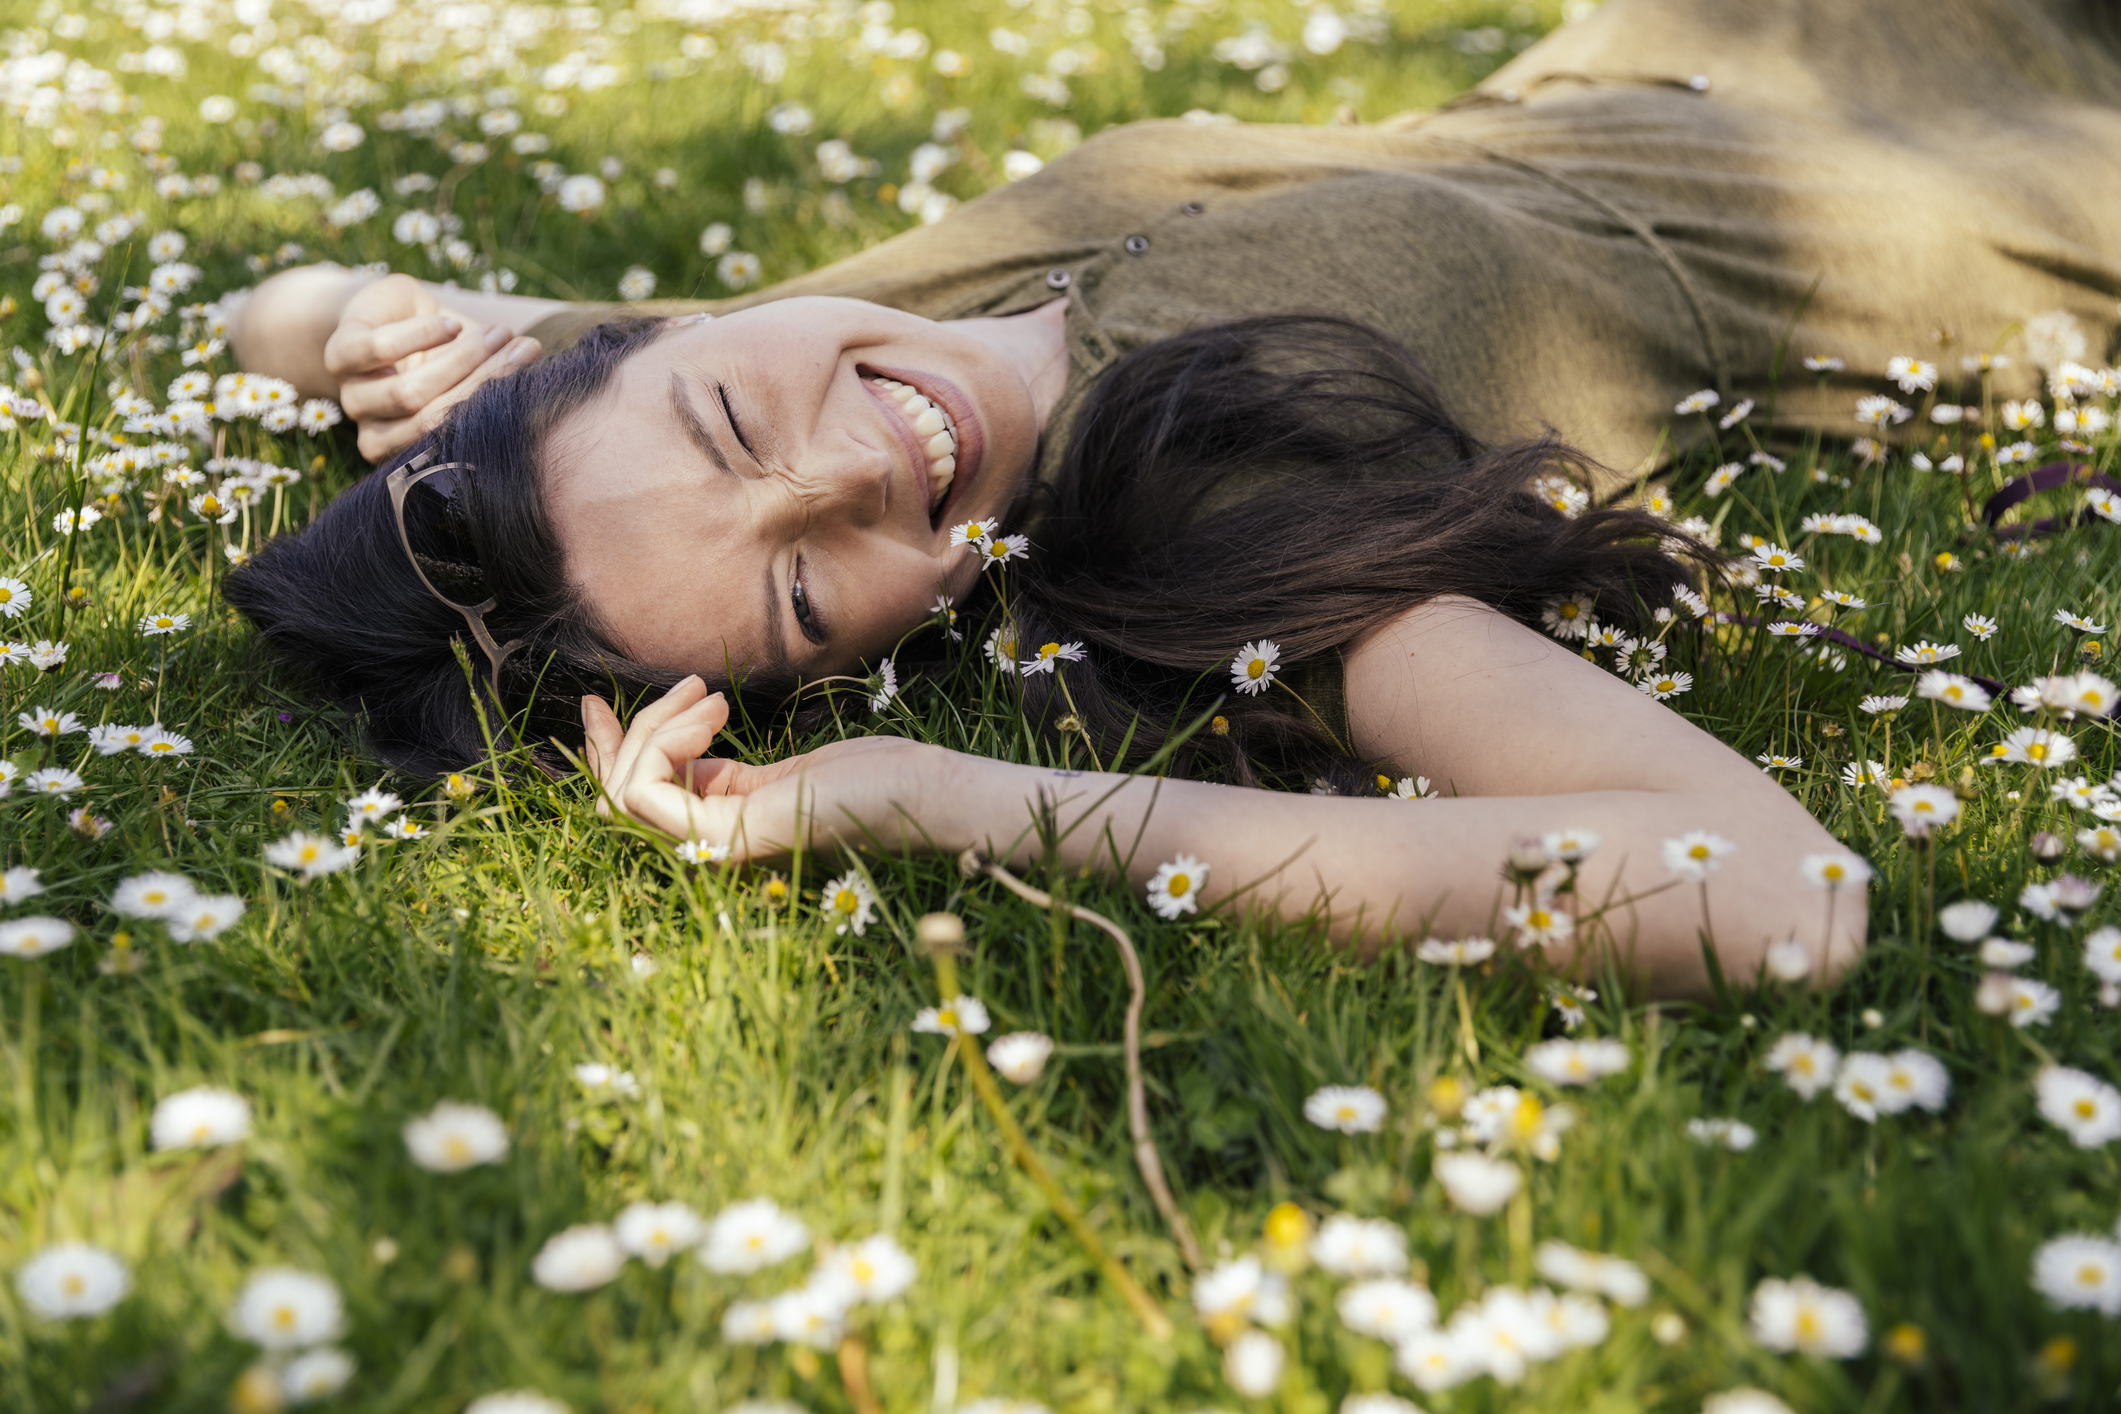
[862,374,958,521]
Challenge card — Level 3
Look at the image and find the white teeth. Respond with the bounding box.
[867,374,958,515]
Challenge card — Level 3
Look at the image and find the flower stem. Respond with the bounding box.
[929,944,1175,1339]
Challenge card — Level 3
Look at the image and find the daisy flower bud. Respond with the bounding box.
[985,1031,1054,1084]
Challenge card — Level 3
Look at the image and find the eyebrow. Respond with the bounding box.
[668,373,733,477]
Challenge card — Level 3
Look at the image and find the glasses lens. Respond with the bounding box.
[402,466,490,605]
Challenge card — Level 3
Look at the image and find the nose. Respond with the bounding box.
[754,431,891,536]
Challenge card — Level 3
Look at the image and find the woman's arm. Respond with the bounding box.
[583,600,1863,998]
[226,265,566,460]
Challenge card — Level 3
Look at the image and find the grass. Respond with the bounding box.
[4,1,2121,1410]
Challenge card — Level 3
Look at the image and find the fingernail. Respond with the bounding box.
[440,317,462,336]
[483,325,510,351]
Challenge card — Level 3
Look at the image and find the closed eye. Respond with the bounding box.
[719,384,759,464]
[790,558,826,646]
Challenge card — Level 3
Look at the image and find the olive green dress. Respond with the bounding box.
[527,0,2121,495]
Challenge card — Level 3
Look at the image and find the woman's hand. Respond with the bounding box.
[323,274,541,463]
[580,677,976,860]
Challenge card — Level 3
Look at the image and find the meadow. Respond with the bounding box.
[4,0,2121,1410]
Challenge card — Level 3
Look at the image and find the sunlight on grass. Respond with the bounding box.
[3,1,2120,1411]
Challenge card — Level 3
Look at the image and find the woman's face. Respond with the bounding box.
[543,296,1041,681]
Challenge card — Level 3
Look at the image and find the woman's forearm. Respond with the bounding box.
[939,760,1865,997]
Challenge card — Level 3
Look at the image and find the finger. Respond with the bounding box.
[618,692,730,806]
[403,336,540,429]
[604,680,716,813]
[582,694,625,816]
[341,324,512,422]
[323,313,464,379]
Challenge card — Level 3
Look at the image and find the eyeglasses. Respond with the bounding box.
[386,451,523,708]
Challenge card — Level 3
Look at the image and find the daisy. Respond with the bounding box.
[402,1100,509,1172]
[0,866,42,905]
[978,533,1029,568]
[344,787,402,821]
[1803,355,1845,372]
[1311,1214,1409,1278]
[572,1063,640,1099]
[614,1201,705,1266]
[1962,613,1999,640]
[137,610,189,635]
[701,1197,809,1273]
[1415,935,1495,965]
[229,1268,344,1350]
[1916,671,1991,711]
[1766,620,1819,639]
[721,1300,777,1344]
[296,399,343,433]
[1764,1032,1840,1099]
[982,623,1020,675]
[1934,900,1997,943]
[1858,695,1907,715]
[1637,670,1692,700]
[2083,926,2121,983]
[1383,775,1436,799]
[263,831,359,880]
[1894,640,1960,665]
[1432,1152,1521,1215]
[1886,355,1937,393]
[0,920,73,962]
[1303,1084,1387,1133]
[1146,854,1209,918]
[912,995,990,1037]
[0,577,31,617]
[111,870,197,919]
[986,1032,1054,1083]
[2054,609,2107,634]
[1719,398,1755,428]
[868,656,901,708]
[1674,389,1720,415]
[1988,727,2077,768]
[380,818,427,841]
[1336,1279,1439,1343]
[673,840,730,865]
[1542,827,1601,862]
[1541,594,1595,639]
[1663,830,1735,879]
[532,1224,626,1292]
[1019,641,1083,677]
[1502,897,1572,947]
[821,871,876,936]
[14,1243,130,1320]
[282,1348,357,1401]
[1550,984,1595,1028]
[1748,1275,1866,1357]
[1619,639,1667,676]
[139,728,192,760]
[2087,488,2121,524]
[1229,640,1280,695]
[1686,1117,1759,1150]
[1881,1049,1950,1112]
[23,768,83,798]
[28,641,69,671]
[1704,463,1743,496]
[1756,753,1804,769]
[148,1085,253,1152]
[1395,1328,1475,1393]
[2035,1066,2121,1148]
[2031,1234,2121,1315]
[1887,784,1959,837]
[948,518,998,548]
[1533,1241,1651,1305]
[1833,1052,1898,1121]
[1801,852,1871,888]
[1524,1038,1630,1086]
[19,706,83,737]
[2077,824,2121,861]
[1841,759,1888,789]
[819,1232,918,1304]
[169,895,246,943]
[2006,977,2061,1028]
[1979,939,2036,968]
[1673,584,1710,618]
[1224,1331,1284,1399]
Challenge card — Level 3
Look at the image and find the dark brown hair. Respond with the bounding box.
[225,313,1691,785]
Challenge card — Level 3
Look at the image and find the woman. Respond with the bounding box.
[223,0,2121,994]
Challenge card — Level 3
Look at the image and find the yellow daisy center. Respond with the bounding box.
[444,1135,471,1163]
[2075,1098,2096,1119]
[852,1259,876,1283]
[273,1305,297,1329]
[2028,743,2049,761]
[1039,642,1060,659]
[1167,873,1190,897]
[1559,603,1579,619]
